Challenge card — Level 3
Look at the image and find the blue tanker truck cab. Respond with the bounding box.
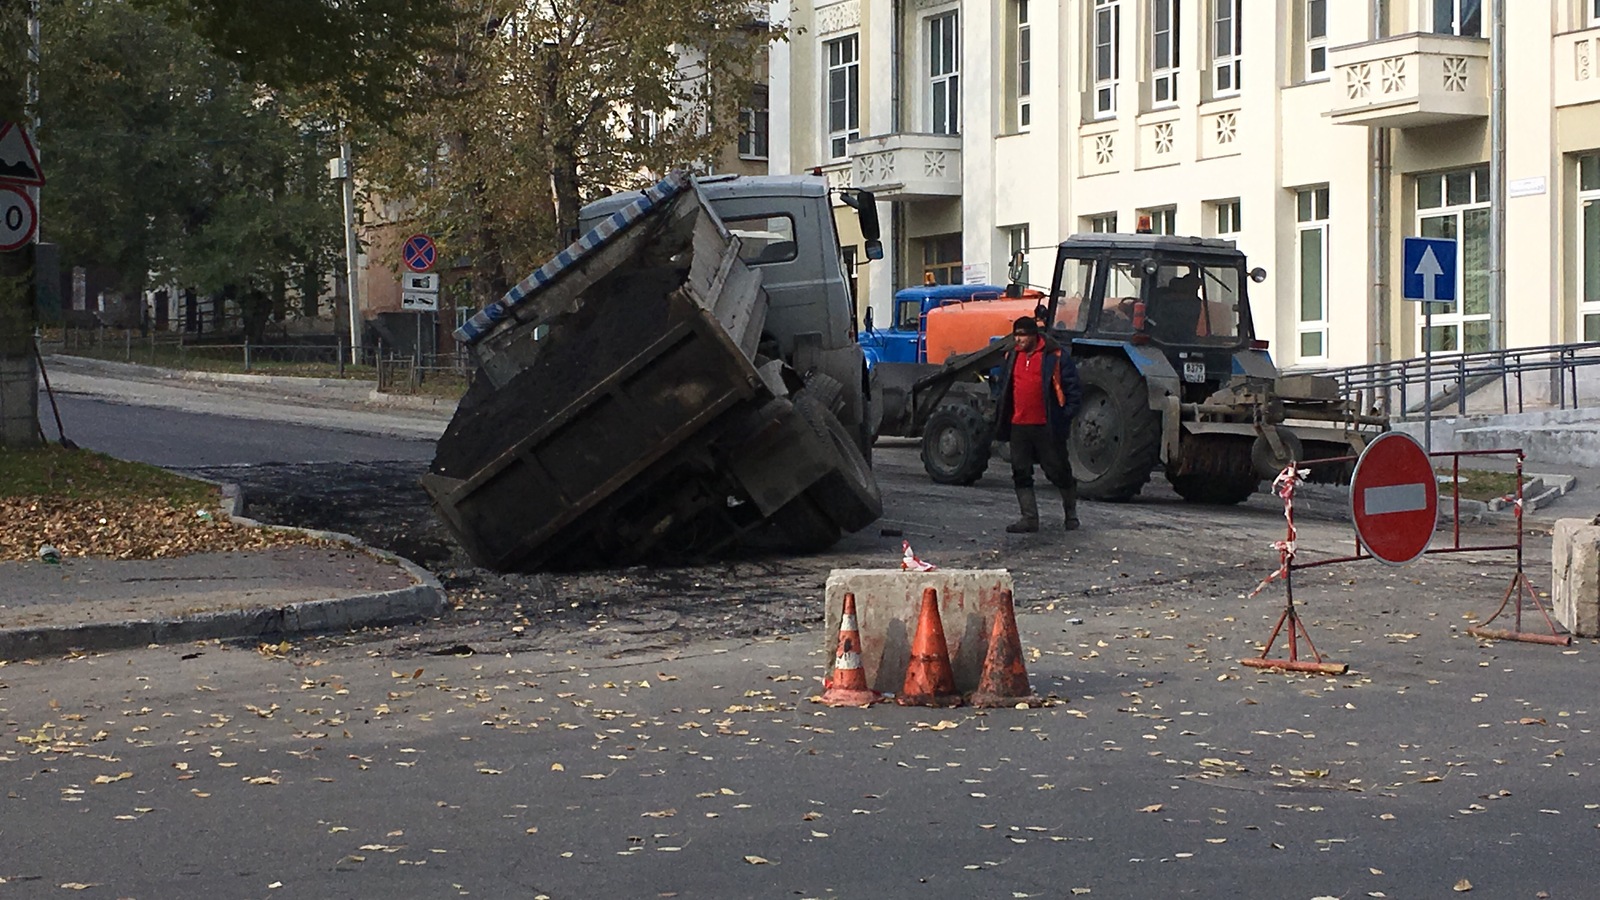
[858,284,1013,368]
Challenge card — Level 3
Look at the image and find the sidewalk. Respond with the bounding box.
[2,356,449,661]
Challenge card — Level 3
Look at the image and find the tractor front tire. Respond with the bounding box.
[921,403,993,485]
[1069,354,1163,502]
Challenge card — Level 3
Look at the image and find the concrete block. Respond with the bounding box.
[1551,518,1600,638]
[824,569,1013,694]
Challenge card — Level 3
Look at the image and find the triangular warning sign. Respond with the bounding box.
[0,122,44,187]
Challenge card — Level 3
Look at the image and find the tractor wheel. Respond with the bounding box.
[1069,355,1162,501]
[921,403,993,485]
[1166,434,1260,505]
[795,394,883,533]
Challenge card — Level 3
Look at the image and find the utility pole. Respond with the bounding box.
[0,0,41,447]
[333,131,362,365]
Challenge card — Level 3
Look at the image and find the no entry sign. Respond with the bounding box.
[1350,432,1439,565]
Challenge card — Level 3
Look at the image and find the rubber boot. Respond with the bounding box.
[1007,488,1040,533]
[1060,482,1080,531]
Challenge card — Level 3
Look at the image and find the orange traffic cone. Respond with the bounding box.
[969,590,1042,708]
[897,587,961,707]
[818,593,882,707]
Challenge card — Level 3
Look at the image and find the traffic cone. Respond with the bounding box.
[897,587,961,707]
[968,590,1042,708]
[818,593,882,707]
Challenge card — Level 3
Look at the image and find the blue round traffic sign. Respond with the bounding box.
[402,233,438,273]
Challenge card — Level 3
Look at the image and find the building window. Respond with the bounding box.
[923,234,962,285]
[1579,154,1600,339]
[1015,0,1032,130]
[1138,206,1177,234]
[1150,0,1179,108]
[738,85,769,160]
[633,110,659,144]
[1093,0,1121,118]
[1212,0,1242,97]
[1296,187,1329,361]
[1305,0,1328,80]
[1592,0,1600,27]
[1416,166,1491,352]
[928,11,960,135]
[1007,224,1031,286]
[826,34,860,160]
[1432,0,1484,37]
[1086,213,1119,233]
[1213,198,1242,238]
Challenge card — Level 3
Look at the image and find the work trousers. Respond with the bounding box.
[1009,424,1075,491]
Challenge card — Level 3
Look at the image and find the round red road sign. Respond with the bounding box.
[401,233,437,273]
[1349,432,1438,566]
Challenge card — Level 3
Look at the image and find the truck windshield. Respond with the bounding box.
[896,298,922,330]
[1150,263,1242,344]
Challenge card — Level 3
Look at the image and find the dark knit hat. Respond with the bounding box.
[1012,316,1040,336]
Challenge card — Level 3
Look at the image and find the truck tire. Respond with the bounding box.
[1069,354,1162,502]
[1167,435,1259,505]
[921,403,992,485]
[795,395,883,533]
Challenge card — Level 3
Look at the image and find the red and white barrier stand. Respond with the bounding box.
[1242,465,1349,675]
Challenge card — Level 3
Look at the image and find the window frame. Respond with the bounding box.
[1213,197,1242,238]
[1093,0,1121,119]
[922,233,963,286]
[1150,0,1180,109]
[1138,206,1177,235]
[1592,0,1600,28]
[1086,212,1119,233]
[926,9,961,135]
[825,34,861,161]
[1211,0,1242,98]
[1305,0,1328,81]
[738,84,769,160]
[1016,0,1032,130]
[1295,187,1330,363]
[1577,154,1600,340]
[1007,224,1031,287]
[1414,167,1492,353]
[1430,0,1484,38]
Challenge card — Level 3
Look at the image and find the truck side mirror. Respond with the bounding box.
[862,307,875,332]
[839,188,882,243]
[864,239,884,261]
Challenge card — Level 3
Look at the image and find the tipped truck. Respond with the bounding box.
[423,171,884,571]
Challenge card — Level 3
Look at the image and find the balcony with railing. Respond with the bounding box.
[1327,33,1488,128]
[848,133,962,201]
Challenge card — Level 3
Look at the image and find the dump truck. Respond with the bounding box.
[880,232,1388,503]
[422,171,884,572]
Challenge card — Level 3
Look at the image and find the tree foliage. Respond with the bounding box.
[38,0,341,337]
[363,0,778,308]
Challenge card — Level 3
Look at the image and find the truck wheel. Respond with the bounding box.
[773,494,842,552]
[1070,355,1162,501]
[795,395,883,533]
[1167,435,1259,505]
[921,403,992,486]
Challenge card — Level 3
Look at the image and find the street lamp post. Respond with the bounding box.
[332,132,361,366]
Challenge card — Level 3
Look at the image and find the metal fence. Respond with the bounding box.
[1314,341,1600,420]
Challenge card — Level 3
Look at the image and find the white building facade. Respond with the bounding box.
[771,0,1600,370]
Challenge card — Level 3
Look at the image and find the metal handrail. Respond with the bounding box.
[1307,341,1600,421]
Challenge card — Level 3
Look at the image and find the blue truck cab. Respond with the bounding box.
[858,284,1014,368]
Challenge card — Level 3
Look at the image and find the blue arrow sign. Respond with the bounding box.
[1402,237,1457,303]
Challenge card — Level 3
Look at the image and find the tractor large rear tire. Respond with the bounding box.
[921,403,992,485]
[1069,355,1163,501]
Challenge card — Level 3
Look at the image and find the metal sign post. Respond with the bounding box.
[1402,237,1458,453]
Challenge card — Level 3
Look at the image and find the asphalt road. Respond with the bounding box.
[7,364,1598,898]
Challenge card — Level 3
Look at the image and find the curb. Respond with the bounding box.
[0,486,447,662]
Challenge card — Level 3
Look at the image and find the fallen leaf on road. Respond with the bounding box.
[1454,879,1472,892]
[642,809,676,818]
[1139,804,1163,813]
[93,772,132,784]
[550,763,565,771]
[744,855,769,865]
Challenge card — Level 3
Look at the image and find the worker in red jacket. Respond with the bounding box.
[994,316,1082,532]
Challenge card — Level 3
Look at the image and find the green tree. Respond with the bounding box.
[364,0,778,309]
[38,0,341,339]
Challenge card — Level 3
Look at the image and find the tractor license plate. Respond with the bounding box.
[1182,361,1206,383]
